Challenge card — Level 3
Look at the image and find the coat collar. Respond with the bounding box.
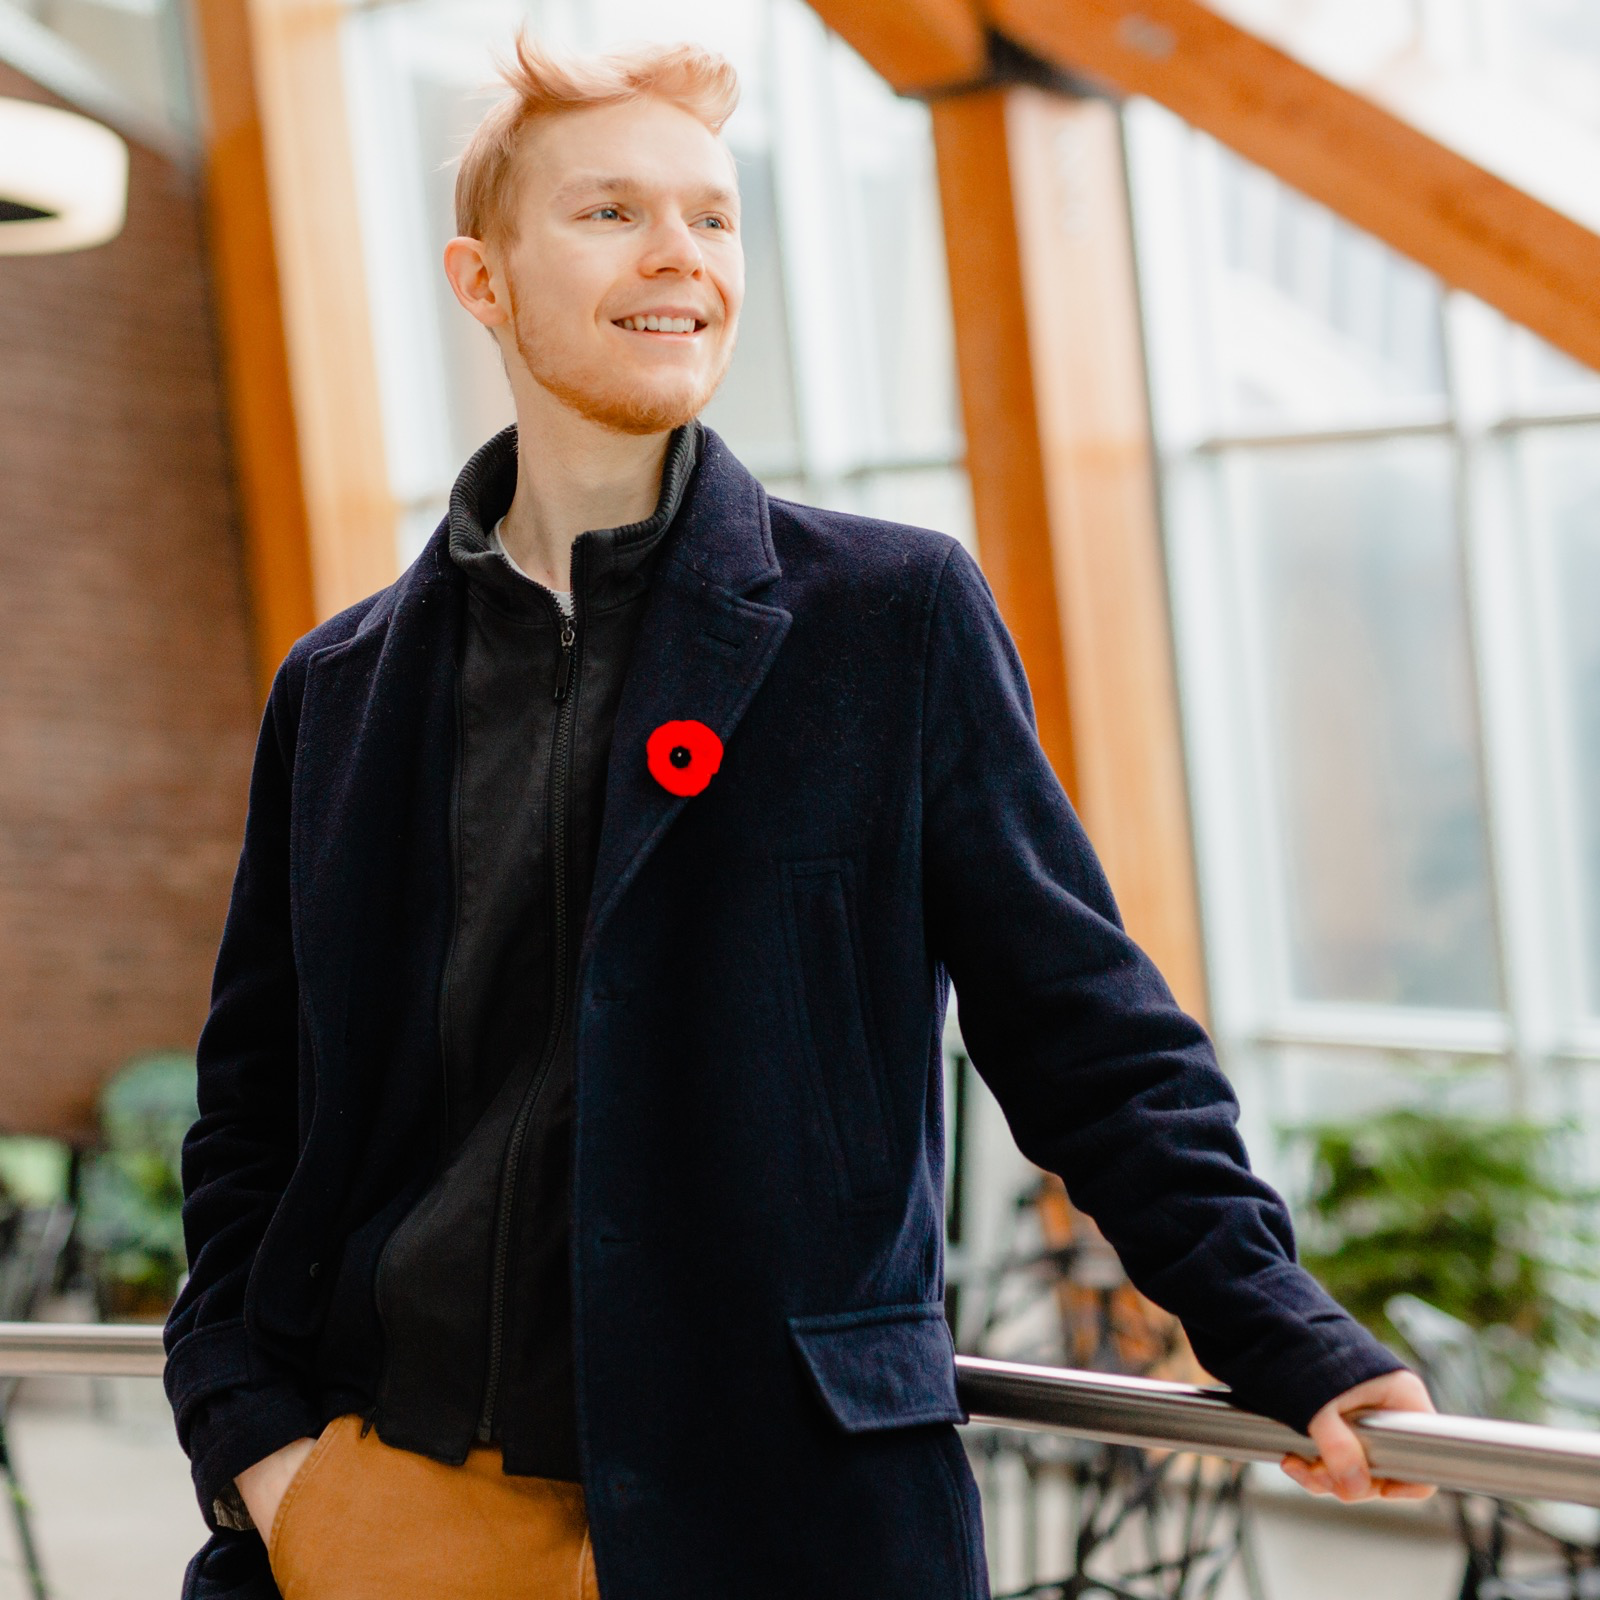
[655,423,782,596]
[349,419,780,631]
[445,420,704,615]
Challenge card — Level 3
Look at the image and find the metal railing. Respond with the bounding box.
[6,1323,1597,1509]
[957,1356,1600,1509]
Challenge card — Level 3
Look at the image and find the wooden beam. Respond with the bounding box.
[931,91,1077,800]
[190,0,396,688]
[188,0,314,691]
[932,88,1208,1017]
[987,0,1600,373]
[803,0,985,95]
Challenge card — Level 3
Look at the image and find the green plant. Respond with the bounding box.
[80,1053,197,1314]
[1291,1107,1600,1416]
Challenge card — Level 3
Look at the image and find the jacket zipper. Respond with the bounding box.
[476,593,580,1442]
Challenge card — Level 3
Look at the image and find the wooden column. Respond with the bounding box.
[190,0,394,689]
[932,87,1207,1017]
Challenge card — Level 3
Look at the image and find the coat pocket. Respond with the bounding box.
[782,858,896,1204]
[788,1302,967,1432]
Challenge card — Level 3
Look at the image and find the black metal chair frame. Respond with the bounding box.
[962,1179,1266,1600]
[0,1202,77,1600]
[1385,1294,1600,1600]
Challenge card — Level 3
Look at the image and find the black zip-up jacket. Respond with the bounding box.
[369,420,701,1478]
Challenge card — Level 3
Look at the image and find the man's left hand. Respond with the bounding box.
[1280,1369,1437,1502]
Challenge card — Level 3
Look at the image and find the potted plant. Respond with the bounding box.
[80,1053,197,1320]
[1289,1105,1599,1417]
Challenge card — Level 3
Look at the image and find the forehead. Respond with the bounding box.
[518,98,739,204]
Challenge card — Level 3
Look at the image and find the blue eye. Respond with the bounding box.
[590,205,622,221]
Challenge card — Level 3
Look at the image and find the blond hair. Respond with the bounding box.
[455,33,740,246]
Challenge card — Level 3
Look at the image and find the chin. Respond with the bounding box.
[540,367,722,436]
[517,317,733,436]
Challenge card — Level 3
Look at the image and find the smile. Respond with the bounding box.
[613,314,705,334]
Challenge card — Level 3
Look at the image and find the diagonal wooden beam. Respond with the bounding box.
[802,0,985,95]
[986,0,1600,372]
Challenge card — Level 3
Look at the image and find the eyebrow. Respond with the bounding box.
[550,174,740,210]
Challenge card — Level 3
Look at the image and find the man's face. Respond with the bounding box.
[493,97,744,434]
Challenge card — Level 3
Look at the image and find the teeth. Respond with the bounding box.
[619,315,698,333]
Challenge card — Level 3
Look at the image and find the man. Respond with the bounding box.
[165,33,1433,1600]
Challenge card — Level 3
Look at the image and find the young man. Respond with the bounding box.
[165,34,1433,1600]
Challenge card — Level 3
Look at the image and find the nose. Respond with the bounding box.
[640,214,704,276]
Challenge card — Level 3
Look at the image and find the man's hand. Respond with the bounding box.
[235,1433,319,1541]
[1281,1369,1437,1502]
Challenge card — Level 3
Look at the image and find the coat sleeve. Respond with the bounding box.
[163,654,322,1531]
[919,541,1403,1433]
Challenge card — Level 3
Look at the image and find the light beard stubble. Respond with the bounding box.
[508,278,735,436]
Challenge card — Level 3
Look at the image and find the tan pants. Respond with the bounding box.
[267,1413,599,1599]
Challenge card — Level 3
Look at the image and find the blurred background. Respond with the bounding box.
[1,0,1598,1595]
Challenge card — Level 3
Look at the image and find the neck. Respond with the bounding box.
[497,378,675,591]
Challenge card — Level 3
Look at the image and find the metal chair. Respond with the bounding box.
[0,1202,77,1600]
[964,1175,1265,1600]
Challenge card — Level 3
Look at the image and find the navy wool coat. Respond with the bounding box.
[165,428,1399,1599]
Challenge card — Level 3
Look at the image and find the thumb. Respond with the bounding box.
[1308,1404,1373,1501]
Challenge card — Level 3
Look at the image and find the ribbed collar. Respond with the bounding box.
[447,420,703,617]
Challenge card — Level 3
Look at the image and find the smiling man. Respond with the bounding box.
[164,32,1432,1600]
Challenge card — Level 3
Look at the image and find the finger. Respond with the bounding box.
[1281,1455,1333,1496]
[1308,1410,1374,1501]
[1375,1478,1436,1501]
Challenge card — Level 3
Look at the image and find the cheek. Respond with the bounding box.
[713,263,745,328]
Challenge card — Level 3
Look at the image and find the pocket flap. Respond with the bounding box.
[788,1302,967,1433]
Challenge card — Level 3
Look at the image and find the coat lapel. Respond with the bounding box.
[585,428,791,952]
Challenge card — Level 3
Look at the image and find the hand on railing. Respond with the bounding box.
[1283,1368,1437,1503]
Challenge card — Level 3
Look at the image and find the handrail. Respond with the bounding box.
[956,1356,1600,1509]
[4,1324,1596,1509]
[0,1321,167,1377]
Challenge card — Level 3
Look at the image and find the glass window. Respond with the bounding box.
[1509,331,1600,415]
[1207,150,1448,431]
[1129,91,1600,1156]
[1521,425,1600,1015]
[1229,439,1500,1008]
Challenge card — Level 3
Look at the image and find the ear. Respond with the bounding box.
[443,235,509,330]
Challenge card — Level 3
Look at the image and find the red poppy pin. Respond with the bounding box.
[647,719,724,797]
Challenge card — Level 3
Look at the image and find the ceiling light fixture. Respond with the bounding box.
[0,96,128,256]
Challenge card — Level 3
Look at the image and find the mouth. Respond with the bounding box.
[612,313,707,336]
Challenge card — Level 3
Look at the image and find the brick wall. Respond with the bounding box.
[0,62,257,1139]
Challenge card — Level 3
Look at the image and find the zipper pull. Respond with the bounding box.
[554,618,576,703]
